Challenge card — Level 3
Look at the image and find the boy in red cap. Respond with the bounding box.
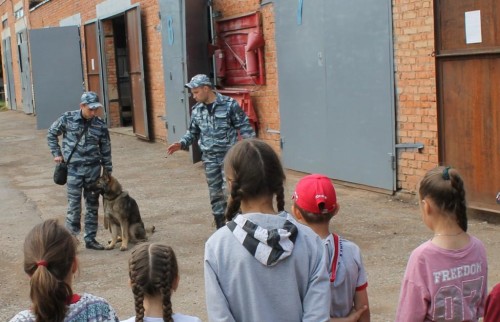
[292,174,370,322]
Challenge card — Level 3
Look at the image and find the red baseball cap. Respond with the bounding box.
[292,174,337,214]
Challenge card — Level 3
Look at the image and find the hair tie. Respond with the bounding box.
[442,166,451,180]
[36,260,48,267]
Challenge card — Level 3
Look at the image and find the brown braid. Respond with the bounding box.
[275,185,285,212]
[224,138,286,219]
[128,243,179,322]
[129,257,146,322]
[158,246,176,322]
[419,166,468,232]
[23,219,75,322]
[225,180,242,221]
[449,169,468,232]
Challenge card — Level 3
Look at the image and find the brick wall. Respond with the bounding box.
[213,1,281,152]
[0,0,441,193]
[392,0,439,192]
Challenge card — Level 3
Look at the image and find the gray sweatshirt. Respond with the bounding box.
[204,212,331,322]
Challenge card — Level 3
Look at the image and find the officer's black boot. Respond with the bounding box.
[214,214,225,229]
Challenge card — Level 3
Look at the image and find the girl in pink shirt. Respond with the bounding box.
[395,166,488,322]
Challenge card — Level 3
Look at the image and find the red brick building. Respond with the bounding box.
[0,0,498,212]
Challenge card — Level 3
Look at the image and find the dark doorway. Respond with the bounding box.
[112,16,132,127]
[93,5,149,140]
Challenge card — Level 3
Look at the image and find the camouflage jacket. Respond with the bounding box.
[47,110,112,172]
[180,92,256,159]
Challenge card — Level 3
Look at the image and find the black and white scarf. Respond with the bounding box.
[227,214,298,266]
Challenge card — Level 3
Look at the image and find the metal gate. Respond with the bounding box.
[275,0,396,191]
[124,7,149,140]
[159,0,210,162]
[17,29,33,114]
[29,26,84,129]
[160,0,189,143]
[2,37,16,110]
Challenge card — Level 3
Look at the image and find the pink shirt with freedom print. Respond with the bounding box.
[396,235,487,322]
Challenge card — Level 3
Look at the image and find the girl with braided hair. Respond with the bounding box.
[396,166,488,321]
[204,138,331,322]
[9,219,119,322]
[121,243,201,322]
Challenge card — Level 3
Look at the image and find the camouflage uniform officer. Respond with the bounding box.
[167,74,255,229]
[47,92,112,250]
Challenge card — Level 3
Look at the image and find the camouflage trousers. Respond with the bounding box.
[66,163,101,243]
[203,156,227,218]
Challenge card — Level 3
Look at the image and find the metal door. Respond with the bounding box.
[2,37,17,110]
[159,0,209,162]
[275,0,396,191]
[125,6,150,140]
[17,29,33,114]
[84,22,102,96]
[159,0,189,143]
[436,0,500,212]
[29,26,84,129]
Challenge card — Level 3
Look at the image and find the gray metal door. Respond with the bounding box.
[29,26,84,129]
[160,0,209,162]
[17,29,33,114]
[2,37,16,110]
[160,0,189,143]
[275,0,395,191]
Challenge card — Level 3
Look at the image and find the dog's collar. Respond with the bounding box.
[103,193,121,201]
[104,190,127,201]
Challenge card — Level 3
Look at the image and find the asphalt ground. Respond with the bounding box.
[1,109,499,321]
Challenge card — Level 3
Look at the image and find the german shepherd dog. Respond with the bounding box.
[89,169,154,251]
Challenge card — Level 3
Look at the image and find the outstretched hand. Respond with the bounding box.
[167,142,181,155]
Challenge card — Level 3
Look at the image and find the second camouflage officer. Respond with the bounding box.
[167,74,256,229]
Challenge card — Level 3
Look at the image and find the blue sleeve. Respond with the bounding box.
[302,235,331,322]
[229,101,255,139]
[204,242,236,322]
[47,114,66,157]
[179,109,200,148]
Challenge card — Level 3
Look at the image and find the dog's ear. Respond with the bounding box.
[102,167,110,178]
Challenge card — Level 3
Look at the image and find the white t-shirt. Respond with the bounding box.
[324,233,368,318]
[121,313,202,322]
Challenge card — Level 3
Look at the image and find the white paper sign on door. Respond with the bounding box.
[465,10,482,44]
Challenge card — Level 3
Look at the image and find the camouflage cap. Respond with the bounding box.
[81,91,103,109]
[185,74,212,89]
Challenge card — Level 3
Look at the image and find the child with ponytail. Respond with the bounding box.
[121,243,201,322]
[204,138,331,322]
[396,166,488,321]
[9,219,119,322]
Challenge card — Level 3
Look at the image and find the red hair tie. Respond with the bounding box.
[36,260,48,267]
